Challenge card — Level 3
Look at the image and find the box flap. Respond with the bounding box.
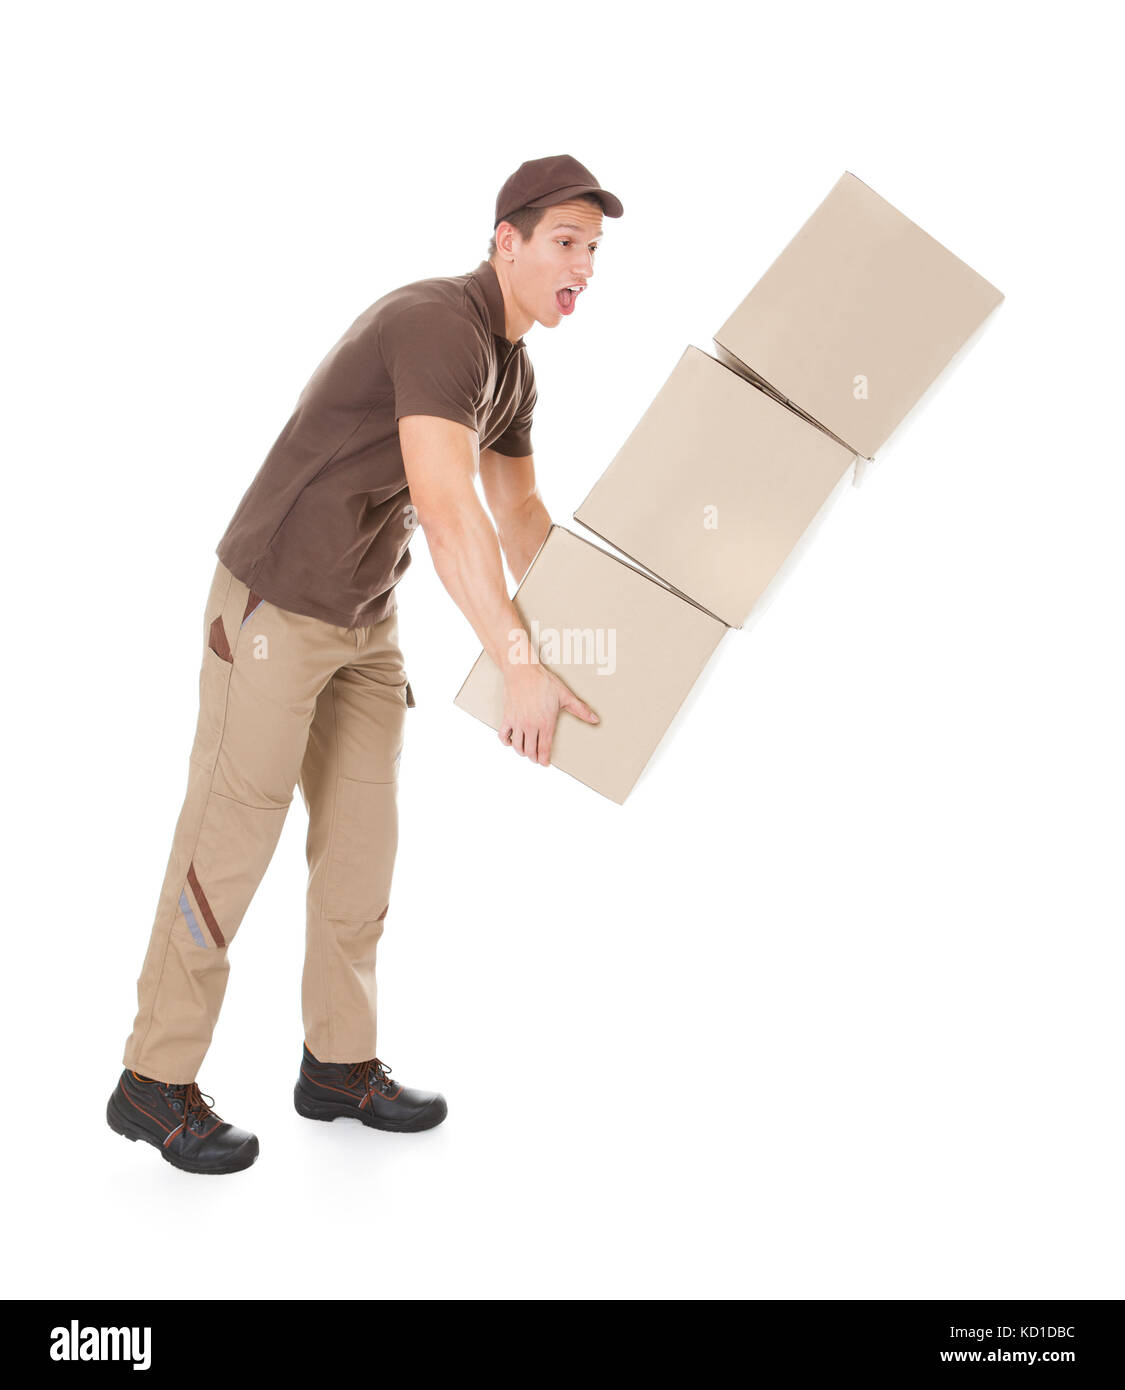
[713,172,1005,460]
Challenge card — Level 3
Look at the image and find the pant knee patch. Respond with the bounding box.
[323,777,398,922]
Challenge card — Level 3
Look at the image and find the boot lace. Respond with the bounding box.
[344,1058,396,1096]
[164,1081,220,1129]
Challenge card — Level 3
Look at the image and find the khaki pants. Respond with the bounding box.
[122,559,414,1084]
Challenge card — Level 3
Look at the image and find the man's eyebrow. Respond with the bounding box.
[551,223,604,238]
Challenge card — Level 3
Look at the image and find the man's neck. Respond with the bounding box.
[489,257,530,345]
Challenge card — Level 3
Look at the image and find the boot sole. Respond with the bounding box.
[106,1094,259,1175]
[293,1083,447,1133]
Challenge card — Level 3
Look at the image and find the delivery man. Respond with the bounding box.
[107,154,623,1175]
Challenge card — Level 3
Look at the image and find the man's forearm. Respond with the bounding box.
[496,495,551,584]
[423,506,532,675]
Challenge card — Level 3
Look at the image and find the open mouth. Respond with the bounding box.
[556,284,586,315]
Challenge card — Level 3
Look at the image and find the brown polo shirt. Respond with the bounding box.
[215,257,537,628]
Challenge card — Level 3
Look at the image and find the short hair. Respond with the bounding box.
[487,193,604,259]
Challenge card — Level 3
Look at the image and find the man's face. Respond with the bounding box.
[508,199,605,329]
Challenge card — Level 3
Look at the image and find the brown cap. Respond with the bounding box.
[494,154,624,229]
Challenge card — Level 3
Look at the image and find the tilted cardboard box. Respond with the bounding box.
[453,524,726,805]
[711,171,1005,462]
[572,345,857,630]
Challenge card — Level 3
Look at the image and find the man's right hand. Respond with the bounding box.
[499,662,599,767]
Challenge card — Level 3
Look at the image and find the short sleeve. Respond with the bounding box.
[489,356,537,458]
[379,300,487,434]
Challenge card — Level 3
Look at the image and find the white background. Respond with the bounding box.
[3,0,1121,1300]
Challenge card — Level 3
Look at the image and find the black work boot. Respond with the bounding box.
[107,1069,259,1175]
[294,1043,447,1132]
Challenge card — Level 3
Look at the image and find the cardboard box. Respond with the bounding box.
[712,171,1005,461]
[452,524,727,805]
[572,345,857,629]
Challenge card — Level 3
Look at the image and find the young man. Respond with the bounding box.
[106,154,624,1175]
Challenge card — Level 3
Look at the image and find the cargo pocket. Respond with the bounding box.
[386,671,415,708]
[189,636,235,773]
[395,677,411,775]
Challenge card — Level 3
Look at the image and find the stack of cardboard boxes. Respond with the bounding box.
[455,172,1005,803]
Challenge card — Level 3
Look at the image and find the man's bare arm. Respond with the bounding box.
[398,415,598,766]
[400,415,528,674]
[478,447,551,583]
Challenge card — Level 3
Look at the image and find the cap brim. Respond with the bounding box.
[526,183,624,219]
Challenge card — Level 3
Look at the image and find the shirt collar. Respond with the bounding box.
[471,258,524,349]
